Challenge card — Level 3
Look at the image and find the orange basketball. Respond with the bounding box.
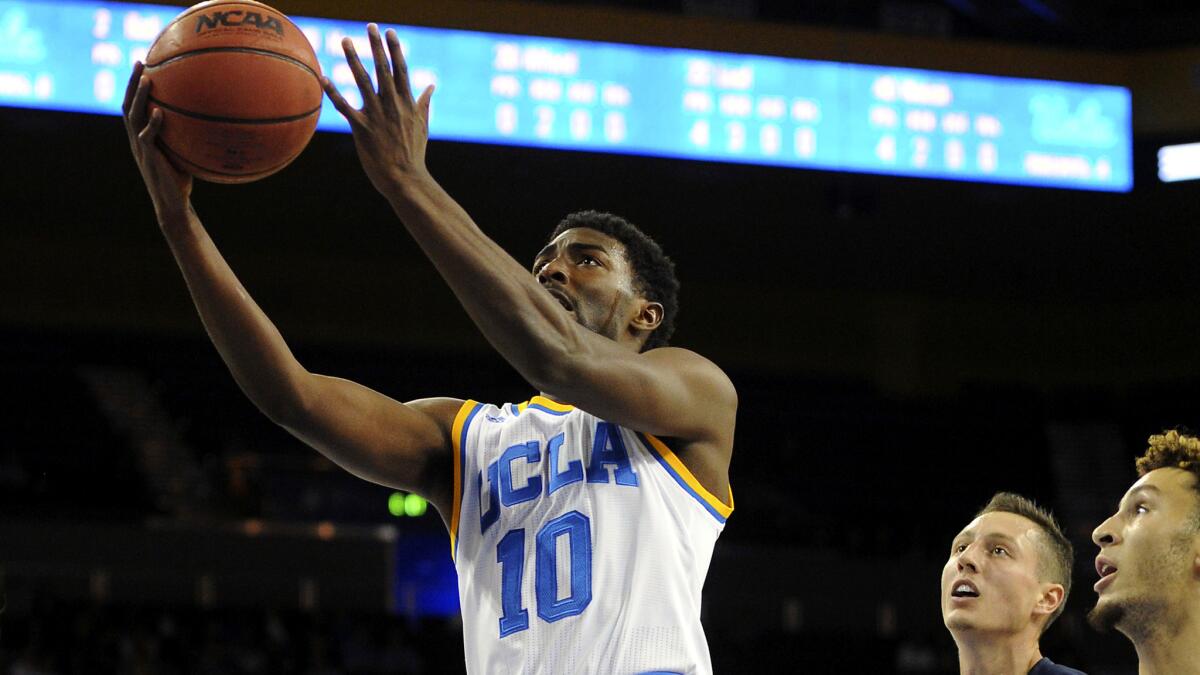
[144,0,322,183]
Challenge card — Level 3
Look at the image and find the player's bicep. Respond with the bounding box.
[280,374,460,514]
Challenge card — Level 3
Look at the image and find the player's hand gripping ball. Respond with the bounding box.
[143,0,322,183]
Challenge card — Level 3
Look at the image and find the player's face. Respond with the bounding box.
[1089,468,1200,633]
[941,512,1053,637]
[532,228,644,343]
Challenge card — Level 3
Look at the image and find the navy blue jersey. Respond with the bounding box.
[1029,657,1087,675]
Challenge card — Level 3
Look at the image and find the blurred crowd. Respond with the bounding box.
[1,599,464,675]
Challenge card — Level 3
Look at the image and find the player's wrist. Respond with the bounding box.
[155,200,196,235]
[382,165,437,205]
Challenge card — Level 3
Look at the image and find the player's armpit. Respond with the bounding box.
[274,375,462,522]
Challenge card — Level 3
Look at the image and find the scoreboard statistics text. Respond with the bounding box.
[0,0,1132,190]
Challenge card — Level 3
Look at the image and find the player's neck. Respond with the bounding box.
[954,631,1042,675]
[1132,612,1200,675]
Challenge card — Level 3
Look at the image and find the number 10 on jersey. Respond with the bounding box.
[496,511,593,637]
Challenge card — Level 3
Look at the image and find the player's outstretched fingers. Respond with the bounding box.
[341,36,377,110]
[322,76,363,126]
[367,24,397,103]
[385,29,413,104]
[417,84,434,124]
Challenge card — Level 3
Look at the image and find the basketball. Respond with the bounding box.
[144,0,322,183]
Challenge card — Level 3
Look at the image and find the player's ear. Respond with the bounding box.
[1034,583,1065,617]
[630,300,663,333]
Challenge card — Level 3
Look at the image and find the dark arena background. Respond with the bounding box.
[4,0,1200,673]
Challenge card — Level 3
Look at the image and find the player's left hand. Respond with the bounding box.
[323,23,435,197]
[122,61,194,226]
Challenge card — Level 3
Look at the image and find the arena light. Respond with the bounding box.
[1158,142,1200,182]
[388,491,428,517]
[404,494,428,517]
[388,491,406,517]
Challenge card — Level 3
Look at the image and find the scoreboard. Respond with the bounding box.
[0,0,1132,191]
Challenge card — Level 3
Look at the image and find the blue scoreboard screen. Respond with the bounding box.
[0,0,1132,191]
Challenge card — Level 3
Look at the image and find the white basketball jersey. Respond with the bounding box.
[449,396,733,675]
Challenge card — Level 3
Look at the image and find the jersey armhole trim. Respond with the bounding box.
[450,399,484,561]
[636,432,734,523]
[517,395,574,415]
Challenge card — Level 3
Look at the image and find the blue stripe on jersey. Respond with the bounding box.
[636,433,729,524]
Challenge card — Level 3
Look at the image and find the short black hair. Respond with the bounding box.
[549,211,679,351]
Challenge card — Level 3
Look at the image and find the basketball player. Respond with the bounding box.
[942,492,1084,675]
[122,22,734,675]
[1090,429,1200,673]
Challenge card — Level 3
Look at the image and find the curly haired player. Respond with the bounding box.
[1091,429,1200,674]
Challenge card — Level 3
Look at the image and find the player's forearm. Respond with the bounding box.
[158,207,312,422]
[383,173,584,385]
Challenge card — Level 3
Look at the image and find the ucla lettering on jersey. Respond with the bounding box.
[448,396,732,675]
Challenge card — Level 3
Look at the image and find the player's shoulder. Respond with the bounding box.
[407,396,469,415]
[1029,657,1088,675]
[642,346,737,404]
[642,344,719,366]
[406,397,470,431]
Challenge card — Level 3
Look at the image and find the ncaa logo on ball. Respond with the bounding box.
[194,10,284,36]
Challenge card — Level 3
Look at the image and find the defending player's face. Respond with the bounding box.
[532,228,644,342]
[941,511,1053,636]
[1089,468,1200,632]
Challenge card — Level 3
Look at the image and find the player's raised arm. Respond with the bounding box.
[123,63,460,520]
[323,25,736,447]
